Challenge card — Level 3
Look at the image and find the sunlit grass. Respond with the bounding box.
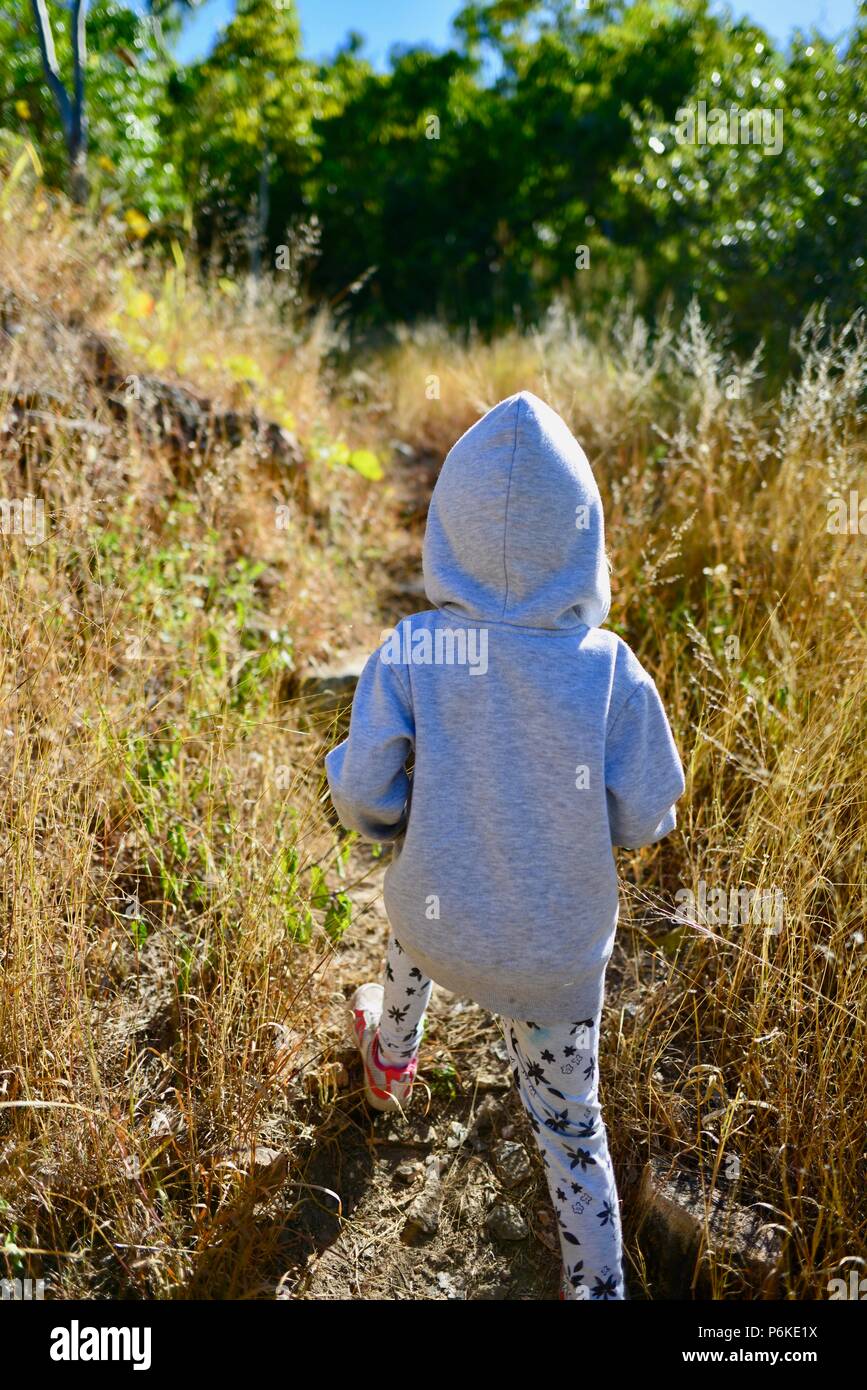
[1,176,865,1297]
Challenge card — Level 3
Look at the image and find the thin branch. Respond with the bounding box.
[71,0,88,148]
[29,0,74,140]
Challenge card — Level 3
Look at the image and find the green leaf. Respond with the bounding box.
[286,907,313,944]
[659,924,687,957]
[347,449,383,481]
[309,864,330,909]
[324,891,352,944]
[168,822,189,862]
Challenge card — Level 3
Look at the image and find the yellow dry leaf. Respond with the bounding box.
[126,291,155,321]
[348,449,384,481]
[146,343,170,370]
[125,209,150,239]
[227,355,263,384]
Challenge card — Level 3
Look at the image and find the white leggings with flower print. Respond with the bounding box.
[378,932,625,1300]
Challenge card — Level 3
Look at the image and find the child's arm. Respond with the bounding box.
[605,672,685,849]
[325,649,414,842]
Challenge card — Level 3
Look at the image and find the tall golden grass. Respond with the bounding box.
[1,171,865,1297]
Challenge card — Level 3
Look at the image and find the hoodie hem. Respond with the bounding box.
[408,964,608,1026]
[382,913,613,1024]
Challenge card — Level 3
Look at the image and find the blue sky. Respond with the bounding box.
[171,1,858,65]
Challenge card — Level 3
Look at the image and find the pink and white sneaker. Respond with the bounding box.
[348,983,418,1113]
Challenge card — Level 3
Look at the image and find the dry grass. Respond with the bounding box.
[1,171,865,1298]
[379,302,867,1294]
[0,181,407,1298]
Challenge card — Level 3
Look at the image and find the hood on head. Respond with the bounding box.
[422,391,610,630]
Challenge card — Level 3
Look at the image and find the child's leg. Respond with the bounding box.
[377,932,433,1065]
[504,1014,624,1300]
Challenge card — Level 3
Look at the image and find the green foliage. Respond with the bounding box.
[2,0,865,341]
[0,1,189,216]
[617,8,867,343]
[161,0,348,264]
[428,1062,458,1100]
[323,891,352,944]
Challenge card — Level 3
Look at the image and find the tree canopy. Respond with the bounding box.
[1,0,865,344]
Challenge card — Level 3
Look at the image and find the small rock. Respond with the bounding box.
[252,1145,284,1168]
[435,1271,464,1299]
[470,1279,513,1300]
[445,1120,468,1150]
[234,1145,289,1189]
[486,1202,529,1241]
[466,1095,506,1151]
[298,653,368,715]
[474,1069,511,1093]
[636,1158,784,1297]
[303,1061,349,1095]
[403,1159,443,1239]
[493,1139,532,1189]
[394,1160,422,1185]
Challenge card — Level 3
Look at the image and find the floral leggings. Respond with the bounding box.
[378,932,625,1300]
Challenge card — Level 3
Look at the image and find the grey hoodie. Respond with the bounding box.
[325,391,685,1022]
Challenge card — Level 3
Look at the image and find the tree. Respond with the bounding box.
[3,0,864,342]
[168,0,326,275]
[23,0,197,207]
[29,0,88,201]
[615,4,867,350]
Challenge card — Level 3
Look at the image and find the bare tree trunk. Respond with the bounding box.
[249,141,271,281]
[29,0,89,204]
[69,0,89,204]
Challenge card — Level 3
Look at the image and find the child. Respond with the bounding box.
[325,391,685,1300]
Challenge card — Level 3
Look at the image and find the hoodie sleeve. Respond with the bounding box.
[605,674,685,849]
[325,650,415,842]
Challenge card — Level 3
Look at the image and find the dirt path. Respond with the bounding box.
[279,847,564,1301]
[274,450,577,1299]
